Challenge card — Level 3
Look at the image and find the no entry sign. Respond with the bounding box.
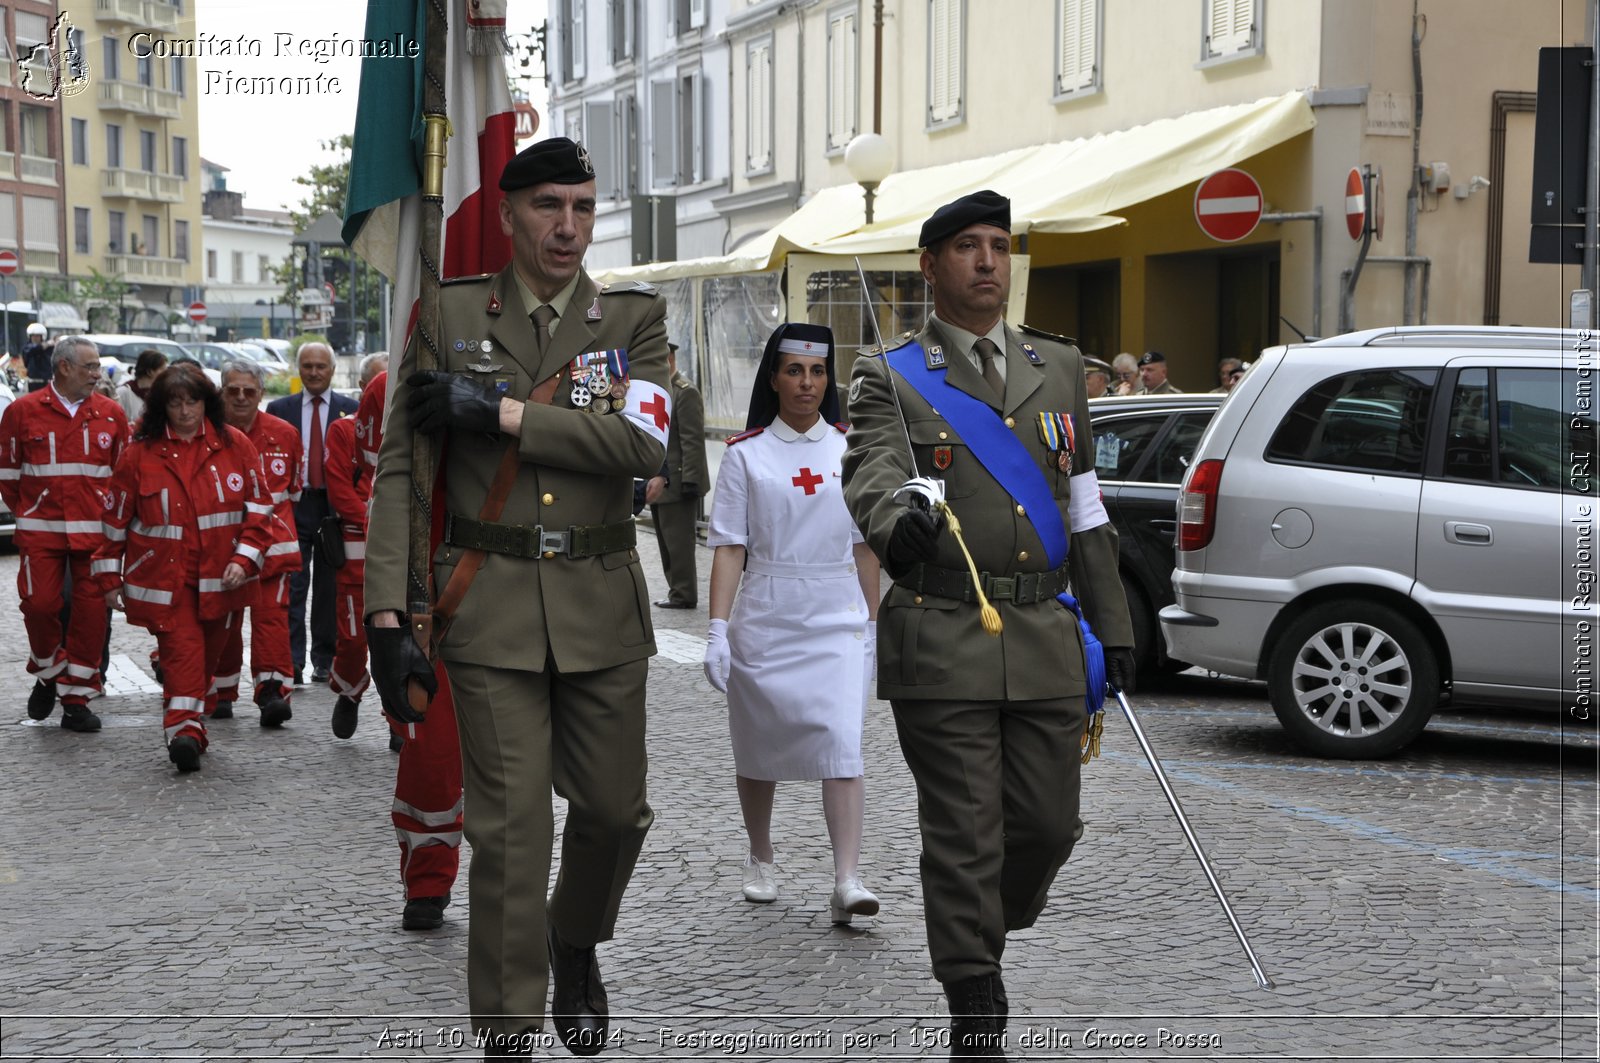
[0,250,18,276]
[1194,169,1264,243]
[1345,168,1367,240]
[188,301,208,322]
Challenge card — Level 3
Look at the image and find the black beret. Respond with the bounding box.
[1138,350,1167,366]
[919,189,1010,248]
[499,137,596,191]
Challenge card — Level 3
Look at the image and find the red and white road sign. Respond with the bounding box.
[514,102,540,140]
[1345,167,1367,240]
[1194,169,1264,243]
[187,301,208,322]
[0,250,19,276]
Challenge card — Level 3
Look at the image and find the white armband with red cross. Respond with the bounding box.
[622,380,673,449]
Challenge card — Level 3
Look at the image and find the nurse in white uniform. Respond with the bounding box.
[703,323,882,924]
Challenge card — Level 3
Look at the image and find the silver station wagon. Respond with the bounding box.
[1160,326,1595,757]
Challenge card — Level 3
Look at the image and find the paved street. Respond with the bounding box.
[1,531,1596,1061]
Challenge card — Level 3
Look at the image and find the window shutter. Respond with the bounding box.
[571,0,586,78]
[829,12,856,149]
[586,101,615,199]
[651,79,676,187]
[1056,0,1096,94]
[690,72,705,183]
[1206,0,1253,57]
[617,94,638,196]
[747,41,772,171]
[689,0,706,30]
[928,0,962,124]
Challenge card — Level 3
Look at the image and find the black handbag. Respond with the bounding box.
[314,514,347,568]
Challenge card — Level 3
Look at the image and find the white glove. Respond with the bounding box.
[864,620,877,687]
[704,619,730,693]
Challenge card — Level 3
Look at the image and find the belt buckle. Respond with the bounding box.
[988,576,1016,602]
[536,526,570,557]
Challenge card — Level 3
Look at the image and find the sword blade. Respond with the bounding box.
[853,256,921,481]
[1113,688,1275,990]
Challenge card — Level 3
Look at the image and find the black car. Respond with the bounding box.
[1088,392,1226,672]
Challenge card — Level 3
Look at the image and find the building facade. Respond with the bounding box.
[0,0,68,346]
[59,0,201,334]
[197,157,294,341]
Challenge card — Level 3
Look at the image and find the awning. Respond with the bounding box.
[39,302,89,330]
[595,89,1315,283]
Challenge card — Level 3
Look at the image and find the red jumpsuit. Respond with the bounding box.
[92,422,273,751]
[0,385,129,709]
[359,372,465,901]
[214,410,302,710]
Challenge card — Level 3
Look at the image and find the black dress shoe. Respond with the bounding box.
[652,598,695,609]
[311,666,331,684]
[547,924,608,1056]
[944,973,1007,1060]
[60,704,102,733]
[168,735,202,773]
[27,679,55,720]
[402,894,449,930]
[212,700,234,720]
[258,682,292,729]
[331,695,358,739]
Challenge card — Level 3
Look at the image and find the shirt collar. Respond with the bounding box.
[768,415,831,443]
[49,381,81,411]
[514,270,582,323]
[930,312,1008,364]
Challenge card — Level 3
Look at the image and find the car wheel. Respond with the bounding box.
[1267,600,1439,759]
[1120,574,1158,674]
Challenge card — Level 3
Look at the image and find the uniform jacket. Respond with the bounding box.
[323,414,370,581]
[659,371,708,502]
[842,320,1134,702]
[92,422,275,631]
[239,409,304,579]
[1138,380,1181,395]
[0,386,129,551]
[366,264,672,674]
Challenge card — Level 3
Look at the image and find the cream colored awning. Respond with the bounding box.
[596,89,1316,283]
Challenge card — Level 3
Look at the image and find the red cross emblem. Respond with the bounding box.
[640,394,670,431]
[792,467,824,495]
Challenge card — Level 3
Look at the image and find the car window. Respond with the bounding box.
[1445,367,1581,490]
[1266,369,1437,475]
[1148,412,1211,484]
[1093,414,1167,481]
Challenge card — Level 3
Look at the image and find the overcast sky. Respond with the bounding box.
[196,0,547,215]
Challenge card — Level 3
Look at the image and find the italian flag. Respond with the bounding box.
[342,0,517,350]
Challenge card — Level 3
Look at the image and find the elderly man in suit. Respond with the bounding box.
[842,190,1135,1060]
[365,137,670,1060]
[644,341,707,609]
[266,341,358,684]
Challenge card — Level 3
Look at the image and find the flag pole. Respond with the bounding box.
[405,0,451,718]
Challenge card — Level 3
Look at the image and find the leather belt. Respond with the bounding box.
[898,562,1072,605]
[444,514,636,559]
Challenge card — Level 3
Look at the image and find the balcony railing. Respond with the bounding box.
[97,80,185,119]
[19,154,57,184]
[102,167,182,202]
[104,253,187,282]
[96,0,177,30]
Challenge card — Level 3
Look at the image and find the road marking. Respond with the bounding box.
[101,654,162,696]
[652,629,705,665]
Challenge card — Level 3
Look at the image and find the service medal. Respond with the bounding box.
[608,379,627,399]
[571,384,592,408]
[589,396,612,415]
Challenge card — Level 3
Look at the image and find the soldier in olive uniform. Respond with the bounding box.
[841,190,1136,1060]
[365,138,671,1060]
[646,342,708,609]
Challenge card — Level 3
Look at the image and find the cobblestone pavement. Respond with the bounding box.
[1,532,1596,1061]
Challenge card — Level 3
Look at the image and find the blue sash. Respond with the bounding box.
[885,340,1107,715]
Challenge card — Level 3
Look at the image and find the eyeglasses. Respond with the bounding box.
[1115,371,1135,380]
[223,386,262,399]
[72,361,101,372]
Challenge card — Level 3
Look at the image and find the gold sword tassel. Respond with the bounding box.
[936,502,1002,637]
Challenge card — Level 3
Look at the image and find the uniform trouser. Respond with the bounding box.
[157,588,235,750]
[389,667,464,901]
[18,545,107,706]
[649,498,699,606]
[443,658,654,1040]
[289,489,335,673]
[213,574,294,706]
[891,695,1087,984]
[330,572,371,701]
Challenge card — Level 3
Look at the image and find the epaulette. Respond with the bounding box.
[1018,323,1075,345]
[442,272,494,286]
[832,421,850,434]
[724,427,764,446]
[856,330,917,357]
[597,280,658,295]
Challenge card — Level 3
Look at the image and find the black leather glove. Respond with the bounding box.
[365,621,437,724]
[885,506,944,578]
[405,370,501,435]
[1106,647,1137,696]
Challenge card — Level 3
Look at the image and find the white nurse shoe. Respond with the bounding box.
[742,855,779,903]
[829,877,879,924]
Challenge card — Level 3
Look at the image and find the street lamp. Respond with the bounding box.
[844,132,894,226]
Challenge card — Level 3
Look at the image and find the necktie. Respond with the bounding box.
[532,304,557,358]
[975,338,1005,404]
[308,395,325,489]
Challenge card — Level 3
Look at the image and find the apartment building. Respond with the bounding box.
[59,0,201,334]
[0,0,68,344]
[198,157,294,341]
